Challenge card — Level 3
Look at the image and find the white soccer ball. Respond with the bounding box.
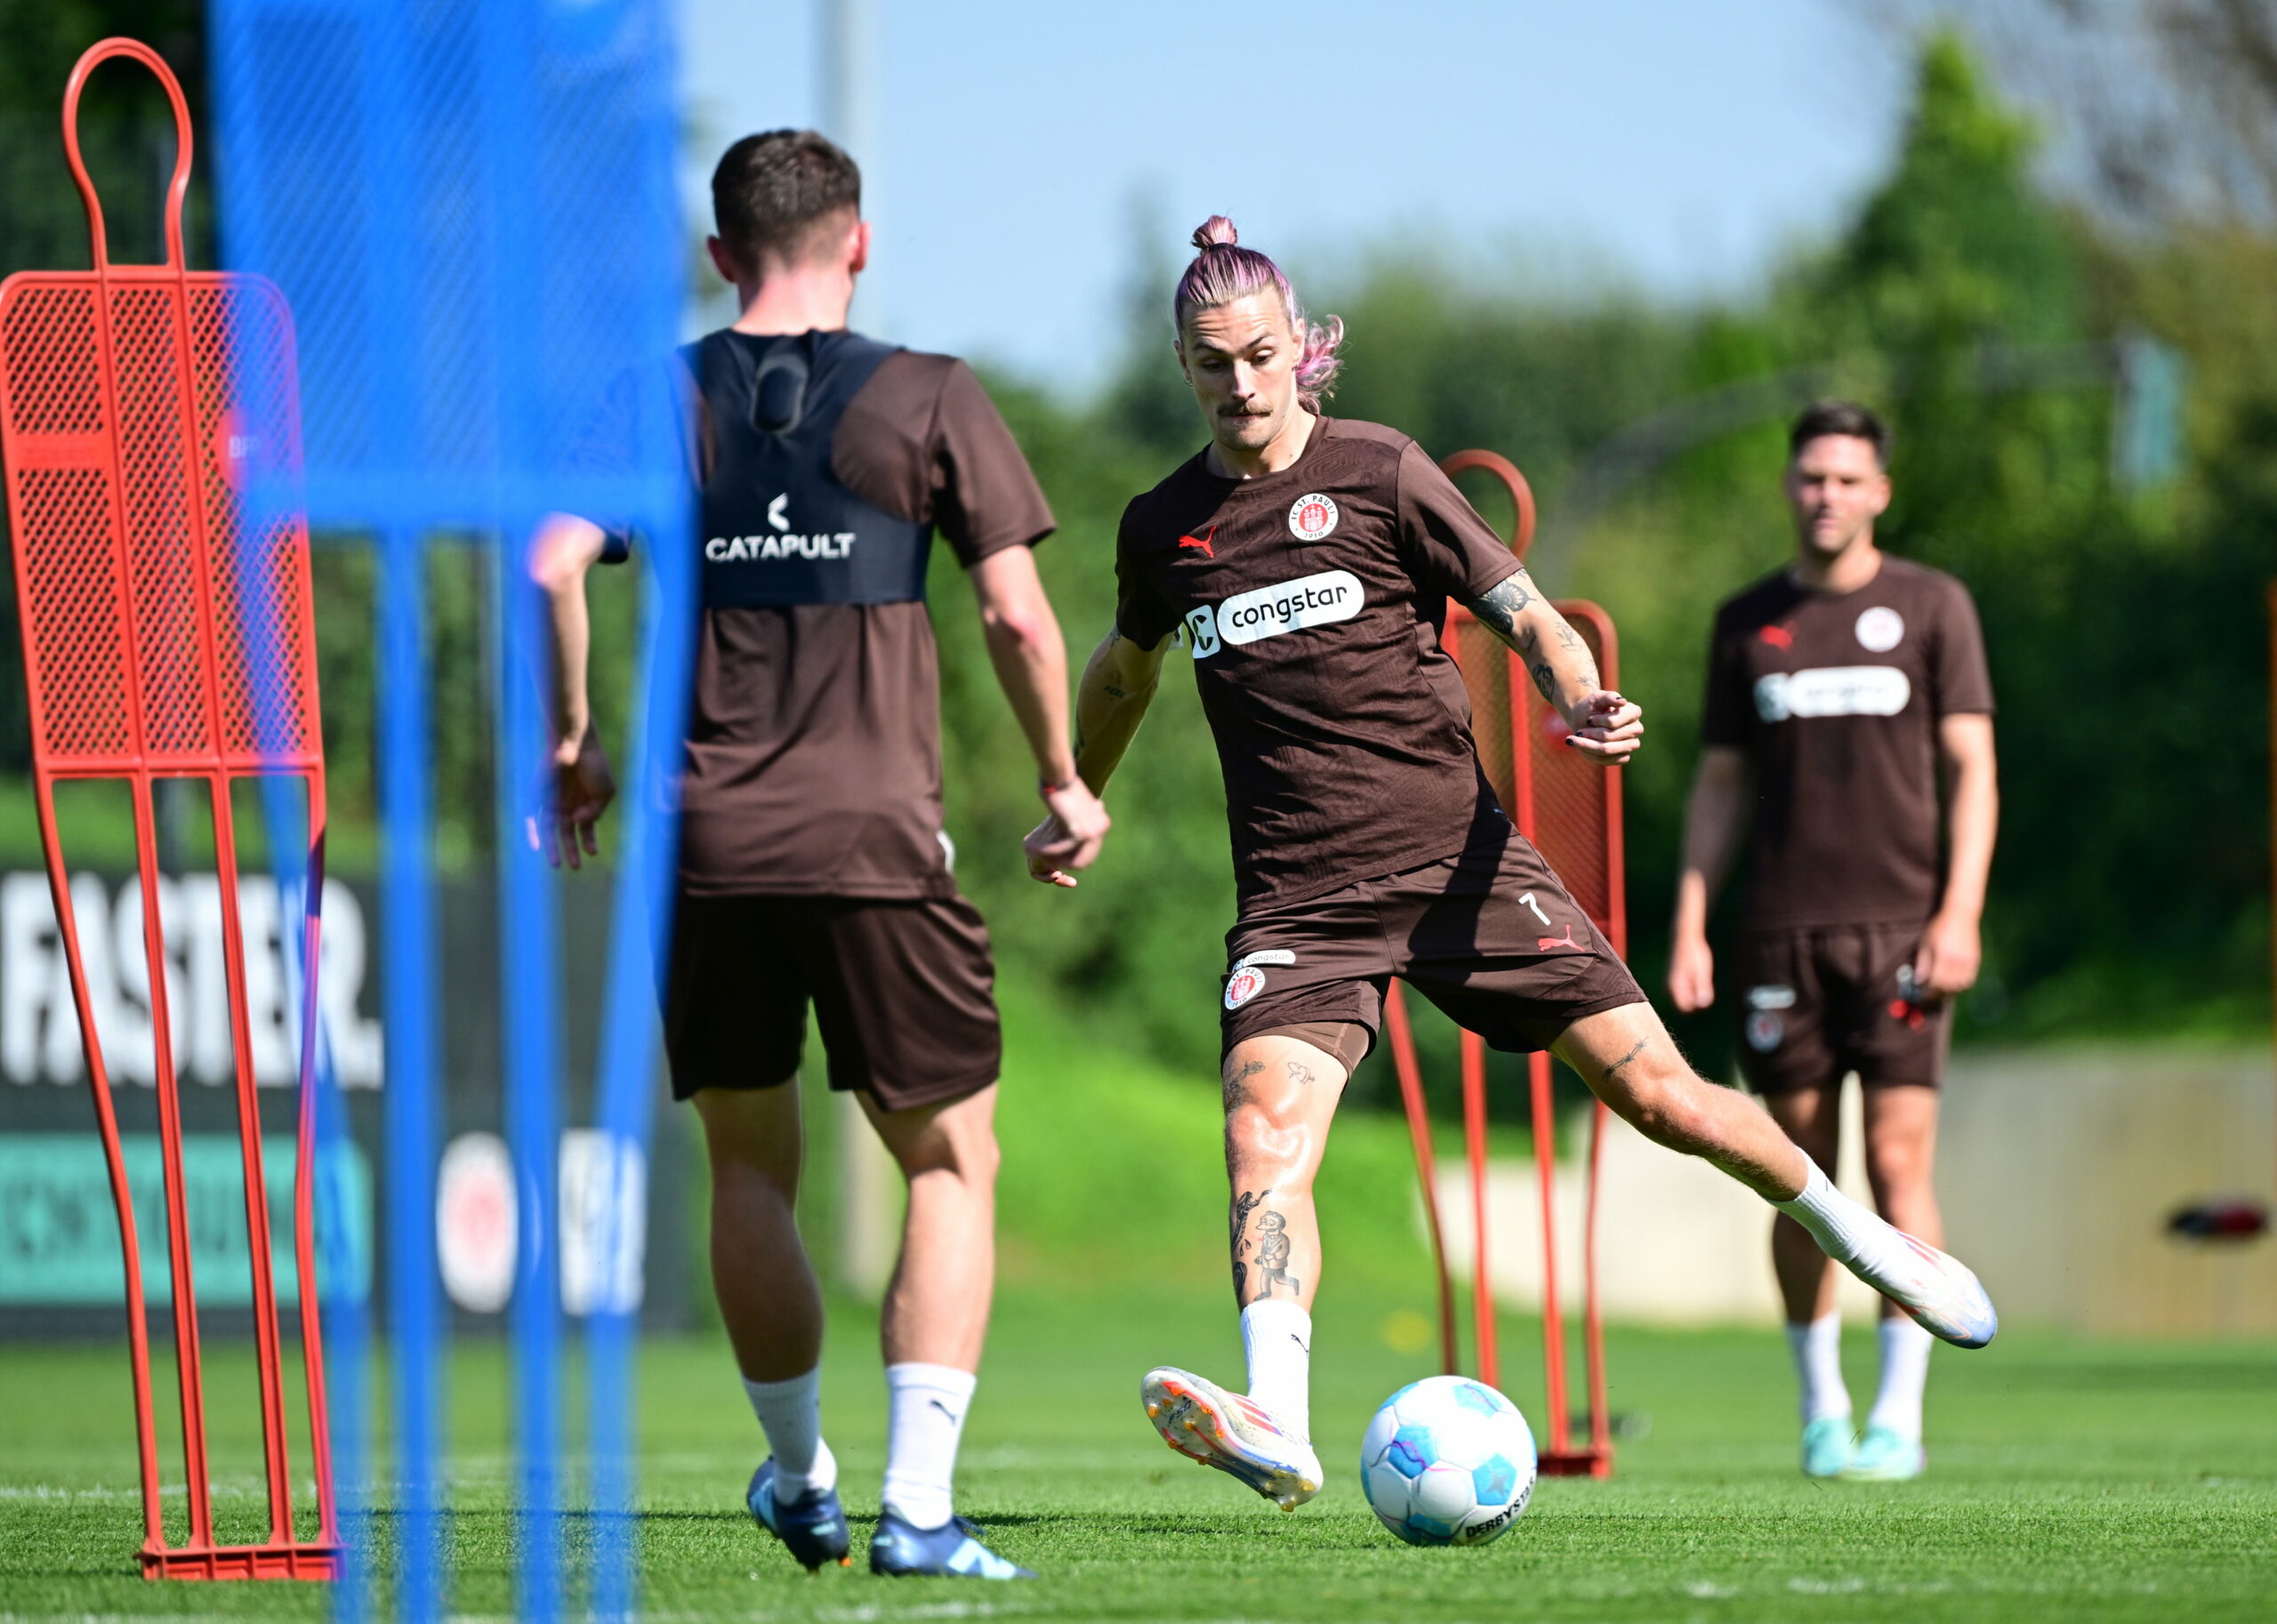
[1359,1375,1537,1547]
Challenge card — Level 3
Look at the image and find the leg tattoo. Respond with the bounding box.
[1229,1189,1264,1303]
[1601,1039,1648,1086]
[1253,1210,1299,1298]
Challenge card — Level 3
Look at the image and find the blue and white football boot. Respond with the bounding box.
[1800,1415,1855,1479]
[746,1459,850,1572]
[869,1511,1034,1579]
[1842,1424,1927,1482]
[1140,1366,1323,1512]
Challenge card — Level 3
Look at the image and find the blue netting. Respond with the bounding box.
[209,4,694,1620]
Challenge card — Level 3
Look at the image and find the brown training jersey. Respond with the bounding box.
[1115,415,1527,910]
[591,334,1055,897]
[1700,555,1993,930]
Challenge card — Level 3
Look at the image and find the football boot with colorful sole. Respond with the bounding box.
[746,1459,850,1572]
[1842,1424,1926,1481]
[869,1511,1034,1579]
[1140,1365,1322,1511]
[1866,1231,1999,1350]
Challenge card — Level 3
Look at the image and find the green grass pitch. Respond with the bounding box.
[2,1285,2272,1622]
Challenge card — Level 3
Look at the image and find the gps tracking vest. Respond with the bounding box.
[684,328,931,607]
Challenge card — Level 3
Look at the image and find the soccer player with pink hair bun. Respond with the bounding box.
[1026,218,2000,1515]
[1172,216,1345,412]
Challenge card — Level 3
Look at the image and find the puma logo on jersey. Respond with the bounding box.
[1758,623,1794,648]
[1179,525,1218,559]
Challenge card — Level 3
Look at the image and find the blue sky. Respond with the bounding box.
[680,1,1910,393]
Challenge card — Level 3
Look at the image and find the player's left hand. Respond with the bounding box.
[1565,690,1643,765]
[1912,909,1981,998]
[535,724,616,871]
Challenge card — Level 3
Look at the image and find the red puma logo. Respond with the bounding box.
[1178,525,1218,559]
[1888,998,1928,1031]
[1538,924,1581,952]
[1759,623,1794,649]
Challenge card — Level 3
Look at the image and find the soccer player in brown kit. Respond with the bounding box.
[1670,402,1999,1483]
[531,132,1107,1578]
[1026,221,1997,1512]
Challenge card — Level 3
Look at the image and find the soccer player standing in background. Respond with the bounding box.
[1031,223,1997,1513]
[1670,402,1999,1482]
[532,131,1106,1577]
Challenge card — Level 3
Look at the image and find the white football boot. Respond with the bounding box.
[1140,1366,1323,1511]
[1858,1231,1999,1350]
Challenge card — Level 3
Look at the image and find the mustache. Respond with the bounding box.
[1218,403,1271,418]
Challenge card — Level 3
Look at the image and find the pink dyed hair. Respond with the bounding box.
[1173,216,1345,410]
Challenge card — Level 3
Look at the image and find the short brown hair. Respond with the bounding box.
[711,130,861,269]
[1789,399,1891,467]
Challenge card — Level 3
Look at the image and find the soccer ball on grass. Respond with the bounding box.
[1359,1375,1536,1547]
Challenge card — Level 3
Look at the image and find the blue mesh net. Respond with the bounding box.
[208,4,693,1620]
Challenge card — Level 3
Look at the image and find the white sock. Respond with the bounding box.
[881,1362,977,1530]
[1241,1300,1314,1440]
[1784,1312,1851,1425]
[743,1368,836,1499]
[1774,1159,1915,1290]
[1866,1314,1933,1442]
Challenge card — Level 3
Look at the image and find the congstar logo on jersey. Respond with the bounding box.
[704,492,855,563]
[1753,665,1910,722]
[1184,570,1364,660]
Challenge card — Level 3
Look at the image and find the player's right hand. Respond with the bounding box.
[543,725,616,871]
[1667,932,1715,1012]
[1565,689,1643,764]
[1025,780,1110,888]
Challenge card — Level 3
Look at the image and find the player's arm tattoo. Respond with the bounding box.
[1223,1058,1266,1112]
[1460,569,1537,645]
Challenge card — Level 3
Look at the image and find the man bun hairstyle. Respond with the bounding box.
[1173,215,1345,411]
[1790,399,1892,467]
[712,129,862,269]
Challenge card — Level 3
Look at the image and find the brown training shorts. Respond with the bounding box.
[1219,839,1645,1065]
[664,892,1002,1113]
[1729,921,1950,1094]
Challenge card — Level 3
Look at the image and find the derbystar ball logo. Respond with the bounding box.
[1185,570,1364,660]
[704,493,856,563]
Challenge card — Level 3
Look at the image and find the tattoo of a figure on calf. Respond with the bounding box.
[1253,1209,1299,1298]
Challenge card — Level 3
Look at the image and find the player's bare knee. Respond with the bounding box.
[1619,1071,1718,1155]
[1222,1097,1307,1179]
[889,1117,1001,1190]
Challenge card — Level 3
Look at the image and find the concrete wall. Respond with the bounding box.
[1435,1047,2277,1336]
